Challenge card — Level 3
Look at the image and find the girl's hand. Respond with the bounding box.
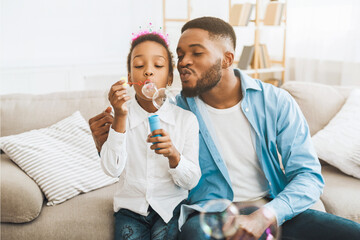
[108,80,131,117]
[147,129,180,168]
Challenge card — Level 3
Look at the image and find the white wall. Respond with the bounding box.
[285,0,360,86]
[1,0,268,95]
[3,0,357,95]
[0,0,165,94]
[0,0,229,94]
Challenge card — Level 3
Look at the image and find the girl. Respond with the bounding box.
[100,32,201,240]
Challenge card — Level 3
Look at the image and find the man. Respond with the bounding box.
[90,17,360,239]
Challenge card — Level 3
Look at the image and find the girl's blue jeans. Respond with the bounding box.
[114,200,184,240]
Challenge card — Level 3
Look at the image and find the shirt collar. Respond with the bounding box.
[128,96,176,130]
[234,69,262,94]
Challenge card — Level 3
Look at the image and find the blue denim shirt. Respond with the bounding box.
[176,69,324,225]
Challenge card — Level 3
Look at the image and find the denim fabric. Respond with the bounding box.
[114,200,184,240]
[281,209,360,240]
[178,209,360,240]
[175,69,324,225]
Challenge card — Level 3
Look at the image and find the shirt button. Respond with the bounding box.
[245,108,249,112]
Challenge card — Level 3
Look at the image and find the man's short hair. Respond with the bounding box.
[181,16,236,50]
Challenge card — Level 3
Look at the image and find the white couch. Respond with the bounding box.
[1,81,359,240]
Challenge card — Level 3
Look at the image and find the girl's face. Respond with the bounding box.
[129,40,171,102]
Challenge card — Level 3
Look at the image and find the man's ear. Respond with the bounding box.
[222,51,234,69]
[127,73,132,87]
[167,72,174,86]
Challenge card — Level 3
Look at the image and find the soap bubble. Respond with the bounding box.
[142,81,158,99]
[199,199,238,239]
[152,88,177,109]
[199,199,280,240]
[120,76,128,87]
[141,80,177,109]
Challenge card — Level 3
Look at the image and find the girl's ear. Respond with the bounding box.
[127,73,132,87]
[167,72,174,86]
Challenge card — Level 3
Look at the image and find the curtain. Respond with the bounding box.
[285,0,360,86]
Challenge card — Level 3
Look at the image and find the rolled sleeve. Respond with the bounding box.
[271,91,324,225]
[168,113,201,190]
[168,154,201,190]
[264,197,293,226]
[106,127,126,151]
[100,127,127,178]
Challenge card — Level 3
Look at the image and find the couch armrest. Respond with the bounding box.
[1,154,44,223]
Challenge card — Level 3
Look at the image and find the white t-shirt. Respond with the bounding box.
[205,101,269,202]
[100,99,201,223]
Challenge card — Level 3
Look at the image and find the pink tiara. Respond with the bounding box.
[131,23,170,46]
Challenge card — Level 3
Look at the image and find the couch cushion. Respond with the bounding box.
[281,81,346,135]
[0,90,109,137]
[1,183,117,240]
[1,154,44,223]
[320,165,360,223]
[0,87,182,138]
[310,200,326,212]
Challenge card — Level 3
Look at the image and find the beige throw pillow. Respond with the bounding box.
[281,81,346,135]
[312,89,360,179]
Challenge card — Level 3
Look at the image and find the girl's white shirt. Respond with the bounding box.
[100,98,200,223]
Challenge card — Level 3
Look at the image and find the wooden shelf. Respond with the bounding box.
[242,66,285,74]
[249,19,286,23]
[164,18,189,22]
[162,0,287,85]
[229,0,287,84]
[162,0,191,33]
[231,25,287,31]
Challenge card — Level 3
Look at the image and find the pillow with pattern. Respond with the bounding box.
[0,111,118,205]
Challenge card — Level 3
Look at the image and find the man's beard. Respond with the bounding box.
[181,59,222,98]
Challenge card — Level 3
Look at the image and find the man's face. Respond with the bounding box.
[176,28,223,97]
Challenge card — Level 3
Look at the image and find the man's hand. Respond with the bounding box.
[89,107,113,152]
[225,207,277,240]
[147,129,180,168]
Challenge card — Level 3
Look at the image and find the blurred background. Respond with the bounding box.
[1,0,359,95]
